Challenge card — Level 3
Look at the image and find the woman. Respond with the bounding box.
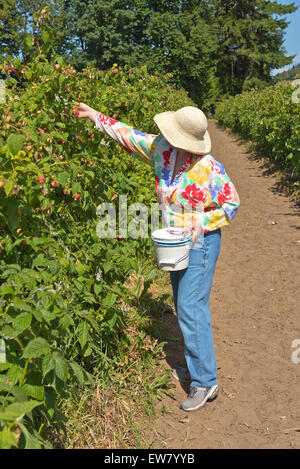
[74,102,240,412]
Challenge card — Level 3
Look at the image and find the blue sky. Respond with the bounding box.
[271,0,300,75]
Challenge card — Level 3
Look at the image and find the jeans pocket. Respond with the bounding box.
[189,244,208,268]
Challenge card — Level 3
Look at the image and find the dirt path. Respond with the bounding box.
[153,120,300,449]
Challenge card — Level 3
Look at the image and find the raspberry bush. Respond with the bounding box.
[0,52,194,448]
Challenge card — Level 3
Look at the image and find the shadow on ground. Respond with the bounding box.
[138,291,190,394]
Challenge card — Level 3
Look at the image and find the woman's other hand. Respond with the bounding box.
[72,102,97,123]
[191,218,203,243]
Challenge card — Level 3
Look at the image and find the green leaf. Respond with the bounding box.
[69,361,85,385]
[43,352,69,382]
[107,311,118,328]
[7,134,25,155]
[2,324,22,338]
[72,182,81,195]
[0,363,10,372]
[103,292,117,307]
[42,354,55,377]
[57,171,68,185]
[75,262,86,275]
[6,364,25,385]
[140,267,157,298]
[0,430,18,449]
[22,382,44,401]
[18,423,43,449]
[6,77,18,86]
[28,102,37,111]
[78,322,89,350]
[14,312,32,331]
[24,35,33,49]
[22,337,51,359]
[22,371,44,400]
[32,253,49,267]
[6,197,19,233]
[24,70,32,80]
[40,132,48,143]
[93,283,101,295]
[58,314,74,329]
[0,377,27,401]
[53,352,69,382]
[48,260,61,275]
[43,162,51,172]
[41,30,50,44]
[55,122,65,129]
[0,285,14,295]
[102,261,112,274]
[0,400,41,421]
[14,58,21,68]
[4,180,13,197]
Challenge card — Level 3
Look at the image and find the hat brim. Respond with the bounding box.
[154,111,211,155]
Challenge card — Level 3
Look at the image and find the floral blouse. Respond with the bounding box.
[94,112,240,234]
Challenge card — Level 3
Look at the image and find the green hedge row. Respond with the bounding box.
[214,81,300,177]
[0,53,194,448]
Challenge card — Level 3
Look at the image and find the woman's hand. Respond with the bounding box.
[191,219,203,243]
[72,102,97,123]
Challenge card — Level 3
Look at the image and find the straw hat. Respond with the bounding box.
[154,106,211,154]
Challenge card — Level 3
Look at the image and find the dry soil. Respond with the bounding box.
[153,120,300,449]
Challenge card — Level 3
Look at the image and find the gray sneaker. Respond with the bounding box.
[172,367,191,383]
[180,385,219,412]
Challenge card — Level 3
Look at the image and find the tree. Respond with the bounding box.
[0,0,25,59]
[137,2,219,110]
[57,0,141,70]
[51,1,218,110]
[0,1,66,62]
[1,0,298,108]
[210,0,298,95]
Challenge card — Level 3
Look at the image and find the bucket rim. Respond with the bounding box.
[153,240,191,246]
[151,227,192,243]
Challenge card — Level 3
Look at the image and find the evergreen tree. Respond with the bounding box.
[210,0,298,95]
[137,1,219,110]
[58,0,141,70]
[54,0,218,109]
[0,0,25,59]
[1,0,298,109]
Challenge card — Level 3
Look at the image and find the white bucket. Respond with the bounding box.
[151,228,192,271]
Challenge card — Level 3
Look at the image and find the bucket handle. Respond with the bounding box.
[158,250,190,269]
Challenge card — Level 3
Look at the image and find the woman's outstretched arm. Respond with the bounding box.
[73,102,158,166]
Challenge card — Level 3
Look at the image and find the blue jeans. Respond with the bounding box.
[170,228,221,388]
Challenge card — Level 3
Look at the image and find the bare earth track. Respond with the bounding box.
[153,120,300,449]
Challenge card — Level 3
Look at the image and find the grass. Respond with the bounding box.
[53,267,175,449]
